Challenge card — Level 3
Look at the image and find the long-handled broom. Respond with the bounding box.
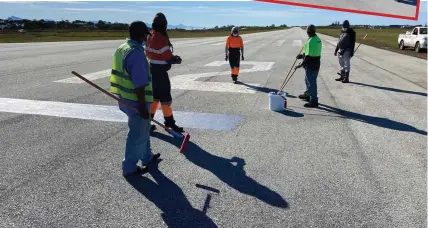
[71,71,190,153]
[277,45,304,94]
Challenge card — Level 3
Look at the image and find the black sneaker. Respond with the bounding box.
[335,71,345,81]
[122,166,148,177]
[147,153,161,165]
[304,102,319,108]
[298,93,309,100]
[165,123,184,133]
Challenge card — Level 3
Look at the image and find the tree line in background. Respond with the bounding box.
[0,18,288,31]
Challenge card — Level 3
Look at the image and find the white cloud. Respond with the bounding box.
[63,7,151,13]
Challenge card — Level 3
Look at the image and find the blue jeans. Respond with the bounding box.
[122,103,154,175]
[305,69,319,103]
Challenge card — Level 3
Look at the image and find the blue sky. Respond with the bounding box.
[0,1,426,27]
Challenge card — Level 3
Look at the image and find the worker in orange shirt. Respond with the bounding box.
[225,26,244,84]
[145,12,184,133]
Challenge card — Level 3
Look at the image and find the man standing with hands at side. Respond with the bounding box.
[295,24,322,108]
[110,21,160,177]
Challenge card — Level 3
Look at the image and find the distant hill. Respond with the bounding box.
[7,16,23,21]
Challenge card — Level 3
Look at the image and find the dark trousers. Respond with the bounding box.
[228,52,240,79]
[305,68,319,103]
[150,64,172,104]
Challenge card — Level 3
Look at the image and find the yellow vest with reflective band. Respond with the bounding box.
[110,41,153,103]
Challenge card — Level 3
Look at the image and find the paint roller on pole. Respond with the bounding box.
[70,71,190,153]
[354,34,368,54]
[278,45,304,94]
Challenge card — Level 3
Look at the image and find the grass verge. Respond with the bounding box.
[0,28,287,43]
[316,28,427,60]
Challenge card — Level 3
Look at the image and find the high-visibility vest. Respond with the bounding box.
[110,41,153,103]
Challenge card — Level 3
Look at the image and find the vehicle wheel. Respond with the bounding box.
[399,40,405,50]
[415,42,421,53]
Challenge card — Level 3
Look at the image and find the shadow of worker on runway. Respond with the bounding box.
[237,81,297,98]
[151,132,289,209]
[125,159,218,228]
[318,104,427,136]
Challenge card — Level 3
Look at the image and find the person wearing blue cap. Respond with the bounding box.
[334,20,356,83]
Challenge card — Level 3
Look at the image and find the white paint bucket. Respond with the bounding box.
[269,92,287,111]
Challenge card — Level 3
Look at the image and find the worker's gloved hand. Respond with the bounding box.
[294,64,303,70]
[174,55,182,64]
[296,54,304,59]
[241,56,244,61]
[225,55,228,61]
[139,107,150,120]
[334,51,337,56]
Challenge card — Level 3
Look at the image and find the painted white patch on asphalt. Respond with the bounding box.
[171,61,275,93]
[54,69,111,84]
[275,39,286,47]
[292,40,302,46]
[0,98,243,131]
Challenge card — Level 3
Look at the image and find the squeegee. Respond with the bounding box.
[71,71,190,153]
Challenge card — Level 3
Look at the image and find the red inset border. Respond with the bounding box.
[255,0,421,21]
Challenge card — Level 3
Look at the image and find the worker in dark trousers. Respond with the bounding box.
[334,20,356,83]
[145,13,183,133]
[296,24,322,108]
[225,27,244,84]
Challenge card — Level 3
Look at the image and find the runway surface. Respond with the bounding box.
[0,27,426,227]
[263,0,418,17]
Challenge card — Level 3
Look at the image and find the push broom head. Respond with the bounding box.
[179,133,190,153]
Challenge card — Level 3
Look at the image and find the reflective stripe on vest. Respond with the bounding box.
[110,41,153,103]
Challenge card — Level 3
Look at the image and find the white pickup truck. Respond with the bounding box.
[398,26,427,53]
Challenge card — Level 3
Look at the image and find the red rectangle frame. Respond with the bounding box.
[255,0,422,21]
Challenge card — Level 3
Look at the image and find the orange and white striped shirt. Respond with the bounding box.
[145,31,174,65]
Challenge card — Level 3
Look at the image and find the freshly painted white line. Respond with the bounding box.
[54,69,111,84]
[171,61,275,93]
[292,40,302,46]
[0,98,243,131]
[275,39,286,47]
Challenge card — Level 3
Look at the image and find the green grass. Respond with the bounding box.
[316,27,427,59]
[0,28,287,43]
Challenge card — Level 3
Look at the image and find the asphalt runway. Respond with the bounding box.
[0,27,426,227]
[265,0,418,17]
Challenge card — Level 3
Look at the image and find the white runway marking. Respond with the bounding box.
[0,97,244,131]
[292,40,302,46]
[171,61,275,93]
[54,69,111,84]
[275,39,286,47]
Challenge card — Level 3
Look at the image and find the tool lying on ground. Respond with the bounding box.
[71,71,190,153]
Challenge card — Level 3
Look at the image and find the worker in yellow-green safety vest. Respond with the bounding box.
[110,20,160,177]
[295,24,322,108]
